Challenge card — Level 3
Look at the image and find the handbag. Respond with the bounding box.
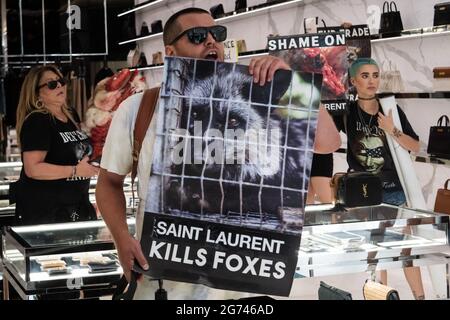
[434,179,450,214]
[127,45,141,67]
[8,179,22,205]
[210,4,225,19]
[330,172,382,208]
[151,20,163,34]
[236,39,247,53]
[363,280,400,300]
[432,67,450,91]
[379,1,404,38]
[138,52,148,67]
[235,0,247,14]
[318,281,352,300]
[379,60,405,93]
[140,22,150,36]
[427,115,450,159]
[152,51,163,65]
[434,2,450,26]
[303,16,326,33]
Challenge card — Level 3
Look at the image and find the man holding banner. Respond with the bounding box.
[96,7,341,299]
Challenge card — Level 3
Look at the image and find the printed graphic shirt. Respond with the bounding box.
[18,110,94,224]
[334,101,419,191]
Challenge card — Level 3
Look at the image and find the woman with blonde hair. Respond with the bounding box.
[14,65,99,225]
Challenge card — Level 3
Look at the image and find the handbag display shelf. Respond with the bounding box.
[296,204,450,280]
[1,218,135,300]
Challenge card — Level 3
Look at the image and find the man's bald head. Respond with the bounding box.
[163,7,211,45]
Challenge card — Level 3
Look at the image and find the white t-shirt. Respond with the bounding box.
[101,93,251,300]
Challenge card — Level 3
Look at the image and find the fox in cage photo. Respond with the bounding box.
[153,57,322,232]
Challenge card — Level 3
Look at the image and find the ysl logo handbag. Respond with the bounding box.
[434,179,450,214]
[331,172,382,207]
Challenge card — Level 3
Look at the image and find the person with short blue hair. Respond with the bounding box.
[349,57,379,78]
[334,57,425,299]
[335,57,420,205]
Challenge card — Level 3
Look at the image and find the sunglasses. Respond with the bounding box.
[170,25,227,45]
[37,78,67,90]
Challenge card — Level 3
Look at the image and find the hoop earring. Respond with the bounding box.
[36,99,44,109]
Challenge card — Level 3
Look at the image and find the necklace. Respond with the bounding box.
[357,102,375,137]
[357,95,377,100]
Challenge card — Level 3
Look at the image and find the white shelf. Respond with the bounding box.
[215,0,304,24]
[118,32,162,46]
[117,0,172,17]
[371,30,450,44]
[118,0,305,46]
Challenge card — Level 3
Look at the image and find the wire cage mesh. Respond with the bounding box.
[146,57,323,235]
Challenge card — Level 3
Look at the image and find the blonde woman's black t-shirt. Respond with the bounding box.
[17,111,95,225]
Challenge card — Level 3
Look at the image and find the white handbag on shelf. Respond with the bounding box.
[127,45,141,67]
[379,60,405,93]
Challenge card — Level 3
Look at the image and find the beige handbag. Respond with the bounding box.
[152,51,164,65]
[127,45,141,67]
[236,39,247,53]
[379,60,405,93]
[363,280,400,300]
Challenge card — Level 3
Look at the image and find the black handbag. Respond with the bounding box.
[140,22,150,36]
[235,0,247,13]
[138,52,148,67]
[210,4,225,19]
[318,281,352,300]
[151,20,163,34]
[379,1,404,38]
[331,172,382,208]
[427,115,450,159]
[434,2,450,26]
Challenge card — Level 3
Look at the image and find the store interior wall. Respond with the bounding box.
[128,0,450,210]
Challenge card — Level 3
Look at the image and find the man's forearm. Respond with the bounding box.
[314,105,341,154]
[96,170,130,243]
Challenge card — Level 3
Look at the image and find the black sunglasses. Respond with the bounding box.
[37,78,67,90]
[170,25,227,45]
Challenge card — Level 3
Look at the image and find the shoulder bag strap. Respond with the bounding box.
[131,87,160,187]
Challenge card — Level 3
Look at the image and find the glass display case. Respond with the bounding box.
[1,218,135,299]
[297,204,450,278]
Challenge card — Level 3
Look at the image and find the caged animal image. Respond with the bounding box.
[147,57,323,233]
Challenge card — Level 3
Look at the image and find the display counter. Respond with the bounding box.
[298,204,450,277]
[2,204,449,300]
[1,218,135,300]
